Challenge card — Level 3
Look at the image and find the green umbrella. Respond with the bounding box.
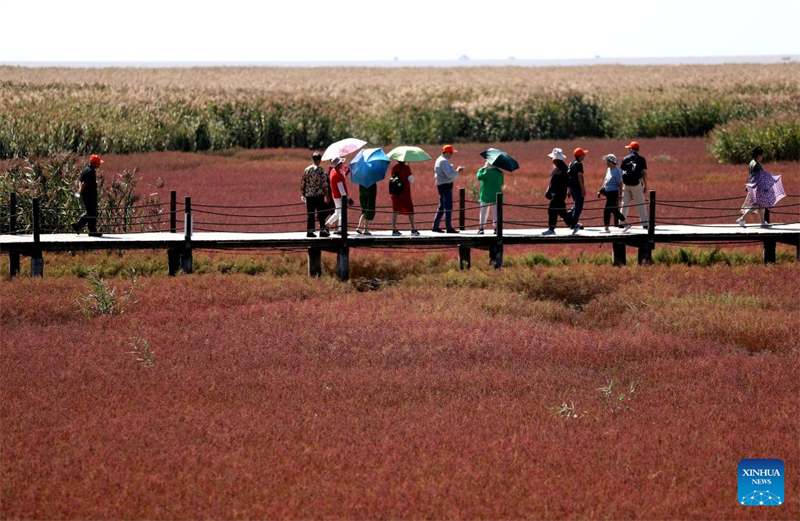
[480,148,520,172]
[387,146,432,163]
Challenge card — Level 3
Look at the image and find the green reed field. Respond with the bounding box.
[1,64,798,161]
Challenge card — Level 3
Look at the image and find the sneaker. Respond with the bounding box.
[642,224,649,230]
[572,226,580,235]
[574,222,583,230]
[541,229,556,236]
[307,231,316,238]
[760,222,772,228]
[392,230,401,236]
[600,228,611,234]
[362,230,371,236]
[477,229,484,235]
[621,223,632,233]
[446,228,460,234]
[736,218,746,228]
[355,230,363,235]
[411,230,421,236]
[431,228,444,233]
[319,229,330,237]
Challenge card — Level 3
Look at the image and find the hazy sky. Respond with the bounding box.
[1,0,798,62]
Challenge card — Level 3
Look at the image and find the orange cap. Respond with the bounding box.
[573,147,588,157]
[89,154,104,164]
[624,141,640,150]
[442,145,458,154]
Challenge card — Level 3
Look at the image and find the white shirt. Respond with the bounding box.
[434,155,459,186]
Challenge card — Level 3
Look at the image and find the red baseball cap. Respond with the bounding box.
[573,147,588,157]
[442,145,458,153]
[624,141,640,150]
[89,154,104,164]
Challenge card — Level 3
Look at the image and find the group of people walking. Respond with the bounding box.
[300,141,653,237]
[68,141,782,238]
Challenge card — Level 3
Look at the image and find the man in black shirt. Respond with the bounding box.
[567,147,587,234]
[71,154,103,236]
[619,141,649,228]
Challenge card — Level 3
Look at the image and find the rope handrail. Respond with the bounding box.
[193,201,305,209]
[660,201,800,210]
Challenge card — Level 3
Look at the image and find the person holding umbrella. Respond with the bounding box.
[350,148,391,236]
[476,148,517,234]
[325,158,354,235]
[542,148,575,235]
[432,144,464,233]
[387,146,431,236]
[71,154,103,237]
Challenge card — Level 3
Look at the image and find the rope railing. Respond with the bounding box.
[5,191,799,238]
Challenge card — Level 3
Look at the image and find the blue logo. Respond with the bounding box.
[738,459,784,506]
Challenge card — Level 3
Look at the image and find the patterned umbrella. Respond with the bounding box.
[746,170,786,208]
[349,148,391,188]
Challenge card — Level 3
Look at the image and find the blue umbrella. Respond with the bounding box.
[349,148,391,187]
[480,148,520,172]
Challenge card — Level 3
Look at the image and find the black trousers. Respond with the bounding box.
[548,198,574,229]
[305,195,328,232]
[74,196,97,233]
[604,191,626,226]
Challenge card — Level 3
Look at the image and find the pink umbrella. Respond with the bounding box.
[321,138,367,161]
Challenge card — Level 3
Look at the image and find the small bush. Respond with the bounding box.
[708,114,800,164]
[77,270,137,316]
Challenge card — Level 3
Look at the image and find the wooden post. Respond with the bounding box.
[639,190,656,265]
[458,187,471,270]
[308,247,322,277]
[796,235,800,263]
[491,193,504,269]
[181,196,193,274]
[337,199,349,281]
[8,193,19,277]
[169,190,177,233]
[612,242,626,266]
[167,249,181,276]
[763,238,776,264]
[31,197,43,277]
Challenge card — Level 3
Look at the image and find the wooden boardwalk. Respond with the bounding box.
[2,190,798,279]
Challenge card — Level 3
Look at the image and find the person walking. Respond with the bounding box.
[355,181,377,235]
[737,146,785,227]
[542,148,575,235]
[432,144,464,233]
[390,160,419,236]
[568,147,588,233]
[476,160,504,234]
[597,154,631,233]
[301,151,331,237]
[71,154,103,237]
[324,158,353,235]
[619,141,649,228]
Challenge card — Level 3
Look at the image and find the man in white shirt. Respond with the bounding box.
[432,145,465,233]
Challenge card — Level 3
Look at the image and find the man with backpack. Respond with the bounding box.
[619,141,649,228]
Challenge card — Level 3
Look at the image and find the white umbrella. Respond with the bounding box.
[321,138,367,161]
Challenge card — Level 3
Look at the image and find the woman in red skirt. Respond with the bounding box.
[390,161,419,236]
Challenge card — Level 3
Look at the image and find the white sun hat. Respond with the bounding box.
[547,148,566,160]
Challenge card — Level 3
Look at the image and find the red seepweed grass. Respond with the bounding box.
[1,263,798,519]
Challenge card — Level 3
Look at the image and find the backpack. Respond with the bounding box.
[621,158,640,186]
[389,174,404,195]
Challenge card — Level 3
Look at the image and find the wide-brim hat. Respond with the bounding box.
[547,148,566,160]
[602,154,618,164]
[331,157,343,167]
